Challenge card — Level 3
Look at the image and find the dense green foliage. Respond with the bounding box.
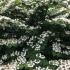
[0,0,70,70]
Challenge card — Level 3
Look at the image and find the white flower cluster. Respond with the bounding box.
[52,42,61,52]
[35,31,52,51]
[36,53,45,59]
[0,0,15,13]
[36,66,52,70]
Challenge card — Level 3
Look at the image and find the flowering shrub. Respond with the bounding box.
[0,0,70,70]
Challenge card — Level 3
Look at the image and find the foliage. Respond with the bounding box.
[0,0,70,70]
